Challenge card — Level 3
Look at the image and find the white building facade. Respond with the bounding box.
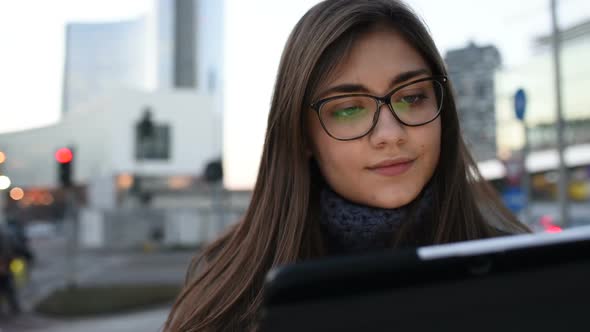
[1,90,220,206]
[0,0,230,248]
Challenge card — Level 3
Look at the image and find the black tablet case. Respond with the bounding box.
[259,235,590,331]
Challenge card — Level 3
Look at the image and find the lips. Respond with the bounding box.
[368,158,415,176]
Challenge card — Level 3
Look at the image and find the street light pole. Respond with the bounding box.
[523,124,532,224]
[65,188,79,289]
[550,0,569,228]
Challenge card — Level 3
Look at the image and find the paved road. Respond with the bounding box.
[17,233,128,311]
[0,230,195,332]
[1,306,169,332]
[16,233,192,309]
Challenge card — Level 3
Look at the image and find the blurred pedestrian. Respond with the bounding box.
[0,224,22,315]
[6,211,35,268]
[164,0,531,330]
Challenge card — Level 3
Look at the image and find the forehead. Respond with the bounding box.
[320,25,429,95]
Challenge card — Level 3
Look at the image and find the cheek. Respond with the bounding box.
[417,121,441,172]
[314,138,356,175]
[309,128,363,185]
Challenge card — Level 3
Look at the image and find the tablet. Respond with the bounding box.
[258,225,590,331]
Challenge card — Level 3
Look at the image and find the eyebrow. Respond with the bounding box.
[316,68,431,99]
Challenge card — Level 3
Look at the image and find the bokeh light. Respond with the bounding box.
[40,192,55,206]
[117,173,134,190]
[168,176,192,190]
[0,175,11,190]
[9,187,24,200]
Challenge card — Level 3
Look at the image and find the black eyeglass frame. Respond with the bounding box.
[310,75,448,141]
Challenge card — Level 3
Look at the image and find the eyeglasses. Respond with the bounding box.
[310,76,447,141]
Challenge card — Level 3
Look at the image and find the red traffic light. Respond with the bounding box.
[55,148,73,164]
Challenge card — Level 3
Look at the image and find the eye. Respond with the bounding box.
[331,106,367,119]
[399,94,427,105]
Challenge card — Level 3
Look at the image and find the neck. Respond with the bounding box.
[319,184,433,255]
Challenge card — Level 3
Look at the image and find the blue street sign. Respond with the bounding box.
[514,88,527,121]
[502,186,526,213]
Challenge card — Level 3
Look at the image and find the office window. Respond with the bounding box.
[136,124,171,160]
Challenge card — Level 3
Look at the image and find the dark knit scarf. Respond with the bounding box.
[319,184,434,255]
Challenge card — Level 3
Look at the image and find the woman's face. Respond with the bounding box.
[308,26,441,209]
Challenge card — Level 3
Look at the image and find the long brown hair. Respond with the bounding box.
[164,0,529,330]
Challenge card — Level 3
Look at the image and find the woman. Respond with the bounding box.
[165,0,529,330]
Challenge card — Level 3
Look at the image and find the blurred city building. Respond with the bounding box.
[445,42,502,162]
[0,0,236,249]
[63,18,151,115]
[495,18,590,203]
[63,0,224,112]
[157,0,223,92]
[496,19,590,152]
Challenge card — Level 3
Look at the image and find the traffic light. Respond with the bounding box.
[55,147,74,187]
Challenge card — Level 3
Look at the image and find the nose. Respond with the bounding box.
[368,102,408,147]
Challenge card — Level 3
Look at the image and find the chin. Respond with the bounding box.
[369,188,419,209]
[370,196,414,209]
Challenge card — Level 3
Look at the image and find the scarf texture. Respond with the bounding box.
[319,184,433,255]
